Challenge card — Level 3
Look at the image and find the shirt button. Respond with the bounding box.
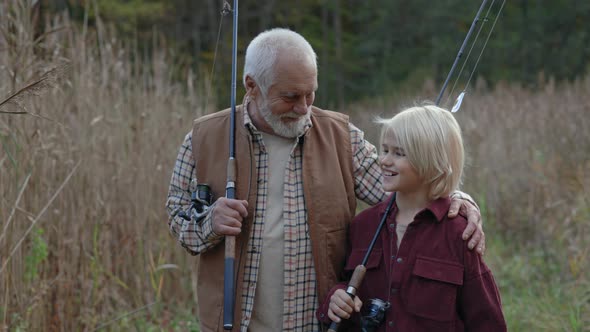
[390,288,397,294]
[389,223,395,229]
[396,257,403,263]
[255,212,263,218]
[388,321,394,327]
[391,255,396,260]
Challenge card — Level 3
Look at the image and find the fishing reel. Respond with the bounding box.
[178,179,213,223]
[360,298,390,332]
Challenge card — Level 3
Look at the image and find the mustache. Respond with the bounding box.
[280,112,306,119]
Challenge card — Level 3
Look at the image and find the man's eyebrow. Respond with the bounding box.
[280,88,317,96]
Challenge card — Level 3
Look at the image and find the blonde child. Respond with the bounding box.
[317,104,506,331]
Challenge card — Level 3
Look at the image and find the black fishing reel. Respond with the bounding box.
[178,179,213,222]
[361,298,390,332]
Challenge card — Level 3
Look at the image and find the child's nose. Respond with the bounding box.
[380,154,392,166]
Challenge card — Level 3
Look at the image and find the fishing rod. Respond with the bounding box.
[327,194,396,332]
[435,0,489,106]
[223,0,239,330]
[436,0,506,111]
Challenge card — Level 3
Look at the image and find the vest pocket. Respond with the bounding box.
[315,226,349,307]
[197,303,222,331]
[404,255,463,322]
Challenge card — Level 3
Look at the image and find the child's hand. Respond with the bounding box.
[328,289,363,323]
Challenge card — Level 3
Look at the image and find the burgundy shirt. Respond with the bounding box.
[317,197,507,332]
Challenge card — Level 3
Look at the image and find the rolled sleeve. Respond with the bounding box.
[451,190,480,210]
[166,131,223,254]
[316,283,347,325]
[349,123,386,205]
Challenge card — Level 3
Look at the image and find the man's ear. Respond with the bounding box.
[244,75,258,97]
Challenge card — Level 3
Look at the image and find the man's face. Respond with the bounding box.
[253,55,318,138]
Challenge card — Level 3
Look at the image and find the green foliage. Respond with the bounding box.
[24,227,48,282]
[93,0,171,36]
[10,312,29,331]
[42,0,590,108]
[483,210,589,332]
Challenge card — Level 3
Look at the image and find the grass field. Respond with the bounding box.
[1,3,588,331]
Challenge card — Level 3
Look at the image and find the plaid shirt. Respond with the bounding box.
[166,110,386,331]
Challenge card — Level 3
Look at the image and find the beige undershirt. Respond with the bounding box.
[396,223,408,249]
[249,133,295,331]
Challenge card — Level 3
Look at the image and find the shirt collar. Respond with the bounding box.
[422,197,451,223]
[242,100,257,133]
[378,195,451,223]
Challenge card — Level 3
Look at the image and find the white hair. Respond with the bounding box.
[243,28,317,94]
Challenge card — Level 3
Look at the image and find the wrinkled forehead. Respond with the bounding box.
[271,55,318,91]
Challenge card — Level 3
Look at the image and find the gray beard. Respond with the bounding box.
[259,100,310,138]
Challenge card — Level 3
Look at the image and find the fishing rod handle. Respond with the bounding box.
[223,236,236,330]
[226,158,236,199]
[348,265,367,290]
[223,156,237,329]
[327,265,367,332]
[222,203,237,330]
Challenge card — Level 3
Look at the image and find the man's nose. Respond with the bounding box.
[292,96,309,115]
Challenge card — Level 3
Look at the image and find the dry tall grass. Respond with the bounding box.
[1,2,206,331]
[1,2,589,331]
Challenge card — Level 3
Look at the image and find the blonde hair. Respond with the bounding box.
[377,104,464,200]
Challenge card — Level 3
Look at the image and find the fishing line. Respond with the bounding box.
[204,1,232,114]
[444,0,496,108]
[445,0,507,112]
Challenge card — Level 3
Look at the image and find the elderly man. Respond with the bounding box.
[166,28,484,332]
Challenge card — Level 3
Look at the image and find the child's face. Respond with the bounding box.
[379,134,425,194]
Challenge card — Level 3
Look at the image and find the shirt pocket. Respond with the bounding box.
[344,249,383,299]
[404,255,464,322]
[344,248,383,271]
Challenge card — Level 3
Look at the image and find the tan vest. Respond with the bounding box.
[191,105,356,331]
